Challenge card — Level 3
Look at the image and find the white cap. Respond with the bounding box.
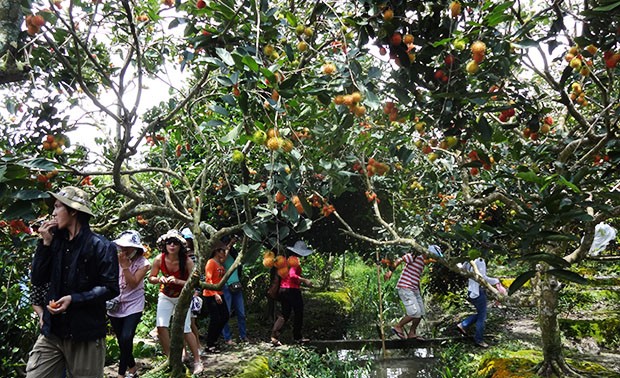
[287,240,314,257]
[428,245,443,257]
[181,227,194,239]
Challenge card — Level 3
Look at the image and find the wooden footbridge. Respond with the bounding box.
[306,336,467,351]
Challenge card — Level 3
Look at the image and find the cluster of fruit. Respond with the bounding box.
[467,150,494,176]
[79,175,93,186]
[0,219,31,235]
[498,107,515,122]
[352,158,389,177]
[593,154,611,166]
[437,193,455,208]
[295,24,314,53]
[333,91,366,117]
[263,251,300,278]
[466,41,486,74]
[382,102,402,123]
[136,215,148,226]
[25,14,46,36]
[569,82,588,107]
[42,134,66,155]
[434,54,456,84]
[365,190,380,203]
[145,134,165,146]
[565,45,594,76]
[175,143,190,158]
[251,129,294,153]
[603,50,620,69]
[35,169,58,187]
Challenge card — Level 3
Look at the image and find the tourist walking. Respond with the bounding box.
[270,241,313,346]
[148,229,202,374]
[27,186,119,378]
[456,249,506,348]
[107,230,151,378]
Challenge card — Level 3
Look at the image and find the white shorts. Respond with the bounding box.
[156,292,192,333]
[398,287,425,318]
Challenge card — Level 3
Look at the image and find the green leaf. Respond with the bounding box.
[591,1,620,11]
[516,171,544,185]
[14,190,49,201]
[242,55,259,72]
[20,158,57,171]
[521,252,570,268]
[216,48,235,66]
[548,269,589,285]
[538,231,579,243]
[508,270,536,295]
[242,224,263,242]
[210,104,229,116]
[476,116,493,142]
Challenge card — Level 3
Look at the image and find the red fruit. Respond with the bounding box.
[32,15,45,28]
[468,150,479,161]
[544,116,553,126]
[470,167,479,176]
[434,70,446,80]
[390,33,402,46]
[498,113,508,122]
[444,54,455,67]
[379,47,387,56]
[196,0,206,8]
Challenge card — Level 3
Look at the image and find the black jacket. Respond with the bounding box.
[31,224,119,341]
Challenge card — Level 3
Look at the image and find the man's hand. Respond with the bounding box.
[47,295,72,314]
[38,220,58,246]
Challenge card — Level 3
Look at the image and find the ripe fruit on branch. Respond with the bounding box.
[32,15,46,27]
[470,40,486,55]
[390,33,402,47]
[444,54,455,67]
[297,41,309,52]
[266,137,283,151]
[569,57,582,70]
[449,1,461,18]
[196,0,206,8]
[465,60,479,74]
[383,8,394,21]
[403,34,414,45]
[303,27,314,38]
[322,63,336,75]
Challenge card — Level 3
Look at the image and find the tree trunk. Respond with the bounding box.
[0,0,28,84]
[535,272,578,377]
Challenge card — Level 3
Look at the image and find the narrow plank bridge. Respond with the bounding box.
[306,336,468,351]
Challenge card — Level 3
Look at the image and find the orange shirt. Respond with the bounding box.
[203,258,225,297]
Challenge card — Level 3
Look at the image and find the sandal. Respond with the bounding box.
[456,323,467,336]
[204,345,221,354]
[271,337,283,347]
[391,327,406,340]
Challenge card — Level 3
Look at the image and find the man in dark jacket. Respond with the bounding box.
[27,186,119,378]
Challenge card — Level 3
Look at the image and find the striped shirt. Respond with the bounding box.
[396,254,425,291]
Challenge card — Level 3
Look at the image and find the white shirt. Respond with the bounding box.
[460,258,499,299]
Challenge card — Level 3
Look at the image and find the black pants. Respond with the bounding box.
[202,295,229,347]
[109,312,142,376]
[279,288,304,340]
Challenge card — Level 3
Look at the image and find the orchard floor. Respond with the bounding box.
[104,303,620,377]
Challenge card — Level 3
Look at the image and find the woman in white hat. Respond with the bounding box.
[108,230,151,378]
[148,230,202,374]
[270,241,313,346]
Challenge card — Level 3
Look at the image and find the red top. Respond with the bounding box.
[159,253,187,298]
[203,258,226,297]
[280,265,302,289]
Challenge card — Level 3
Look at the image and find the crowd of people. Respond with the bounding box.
[25,185,512,377]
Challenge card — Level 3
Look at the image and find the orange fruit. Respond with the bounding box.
[470,40,486,54]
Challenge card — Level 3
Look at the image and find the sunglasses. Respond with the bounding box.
[166,239,180,245]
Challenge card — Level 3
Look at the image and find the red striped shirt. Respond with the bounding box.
[396,254,425,290]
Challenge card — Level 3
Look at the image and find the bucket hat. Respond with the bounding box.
[427,245,443,257]
[181,227,194,240]
[113,230,144,251]
[48,186,94,216]
[157,229,187,248]
[287,240,314,257]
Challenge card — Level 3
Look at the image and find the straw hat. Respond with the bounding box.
[48,186,94,216]
[287,240,314,257]
[113,230,144,251]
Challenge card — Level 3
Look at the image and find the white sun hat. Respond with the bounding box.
[287,240,314,257]
[113,230,144,251]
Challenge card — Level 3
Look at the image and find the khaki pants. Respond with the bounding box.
[26,334,105,378]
